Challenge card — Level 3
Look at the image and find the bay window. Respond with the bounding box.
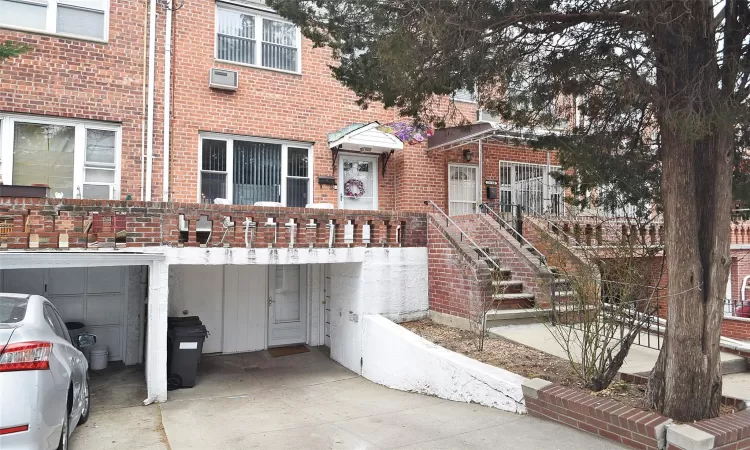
[215,2,301,73]
[199,134,312,207]
[0,0,109,41]
[0,114,121,199]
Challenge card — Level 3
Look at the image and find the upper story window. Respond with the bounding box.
[0,0,108,41]
[215,2,301,74]
[0,114,121,199]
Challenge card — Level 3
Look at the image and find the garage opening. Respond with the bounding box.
[0,265,151,410]
[164,263,337,395]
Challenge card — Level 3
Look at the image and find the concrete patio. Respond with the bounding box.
[70,347,624,449]
[490,323,750,401]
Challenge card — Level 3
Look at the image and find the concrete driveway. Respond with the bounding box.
[71,347,623,449]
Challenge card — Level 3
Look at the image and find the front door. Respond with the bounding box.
[268,265,307,347]
[448,164,479,215]
[339,154,378,210]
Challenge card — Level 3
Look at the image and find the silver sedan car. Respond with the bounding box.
[0,294,96,450]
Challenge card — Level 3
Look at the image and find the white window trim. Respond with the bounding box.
[214,1,303,75]
[0,113,122,199]
[197,132,314,206]
[0,0,110,43]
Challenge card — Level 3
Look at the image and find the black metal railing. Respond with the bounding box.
[424,200,502,272]
[552,292,664,351]
[480,203,548,269]
[725,298,750,318]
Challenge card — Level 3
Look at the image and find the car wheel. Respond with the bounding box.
[78,376,91,425]
[56,400,70,450]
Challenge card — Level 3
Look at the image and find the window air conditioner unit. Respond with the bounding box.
[209,68,239,90]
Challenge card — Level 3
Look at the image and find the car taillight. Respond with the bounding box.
[0,341,52,372]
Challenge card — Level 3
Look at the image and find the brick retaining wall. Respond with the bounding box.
[523,378,750,450]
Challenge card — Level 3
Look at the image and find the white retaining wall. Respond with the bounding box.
[360,315,528,414]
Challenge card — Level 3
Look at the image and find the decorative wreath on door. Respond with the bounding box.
[344,179,366,198]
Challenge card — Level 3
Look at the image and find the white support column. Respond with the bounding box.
[145,260,169,403]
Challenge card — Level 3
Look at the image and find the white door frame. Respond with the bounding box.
[338,153,379,210]
[448,163,479,215]
[267,265,308,347]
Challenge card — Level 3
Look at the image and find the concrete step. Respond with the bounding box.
[721,353,748,375]
[485,307,552,327]
[491,280,524,293]
[489,267,512,280]
[492,292,535,302]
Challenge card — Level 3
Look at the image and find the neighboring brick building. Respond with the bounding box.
[0,0,561,214]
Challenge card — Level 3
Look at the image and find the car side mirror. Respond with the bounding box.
[77,333,96,348]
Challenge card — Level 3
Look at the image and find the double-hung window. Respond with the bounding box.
[0,0,109,41]
[199,134,312,207]
[0,114,121,199]
[215,2,301,73]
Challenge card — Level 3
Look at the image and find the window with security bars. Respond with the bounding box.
[216,3,300,73]
[199,135,311,206]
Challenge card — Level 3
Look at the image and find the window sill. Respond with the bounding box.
[214,58,302,77]
[0,24,108,44]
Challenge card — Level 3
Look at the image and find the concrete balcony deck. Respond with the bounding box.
[0,198,427,250]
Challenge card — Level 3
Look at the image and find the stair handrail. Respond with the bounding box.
[523,207,585,246]
[424,200,502,272]
[480,203,548,269]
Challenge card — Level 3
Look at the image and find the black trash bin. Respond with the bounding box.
[168,316,202,327]
[167,324,208,390]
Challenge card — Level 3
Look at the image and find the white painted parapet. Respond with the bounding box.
[360,315,528,414]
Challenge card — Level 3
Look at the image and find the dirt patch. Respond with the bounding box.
[401,319,579,386]
[401,319,738,416]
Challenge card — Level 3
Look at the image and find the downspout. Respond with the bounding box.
[478,138,483,212]
[162,0,173,202]
[140,2,149,201]
[145,0,157,201]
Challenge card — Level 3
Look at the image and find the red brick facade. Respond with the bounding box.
[0,0,562,213]
[524,379,750,450]
[0,0,151,200]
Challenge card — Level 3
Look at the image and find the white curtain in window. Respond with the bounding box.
[13,123,76,197]
[57,4,105,39]
[0,0,48,29]
[217,8,256,65]
[262,19,297,71]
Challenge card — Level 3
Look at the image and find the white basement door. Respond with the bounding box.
[2,267,127,361]
[268,265,307,346]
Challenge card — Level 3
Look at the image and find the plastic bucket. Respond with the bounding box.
[89,345,109,371]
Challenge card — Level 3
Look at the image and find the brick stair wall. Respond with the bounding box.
[427,214,493,320]
[453,214,554,307]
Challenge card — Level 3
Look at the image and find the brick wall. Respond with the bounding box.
[523,378,750,450]
[427,214,491,319]
[168,1,479,208]
[0,197,426,249]
[453,213,551,305]
[524,381,669,450]
[0,0,150,200]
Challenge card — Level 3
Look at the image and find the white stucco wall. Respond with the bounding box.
[360,315,528,414]
[325,248,429,373]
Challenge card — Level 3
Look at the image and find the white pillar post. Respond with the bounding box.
[145,259,169,402]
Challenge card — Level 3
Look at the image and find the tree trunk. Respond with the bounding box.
[646,0,733,422]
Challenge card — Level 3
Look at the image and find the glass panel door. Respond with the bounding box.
[339,154,377,210]
[448,165,478,216]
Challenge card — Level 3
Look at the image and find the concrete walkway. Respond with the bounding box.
[71,347,624,449]
[490,323,750,401]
